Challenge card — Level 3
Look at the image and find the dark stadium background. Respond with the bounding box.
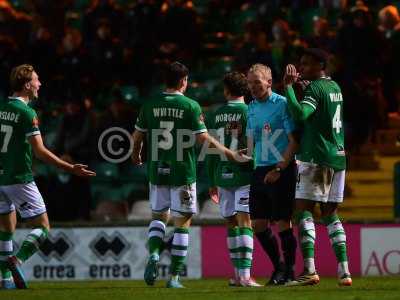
[1,0,400,224]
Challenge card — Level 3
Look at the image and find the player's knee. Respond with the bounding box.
[236,213,251,228]
[252,219,268,233]
[225,216,237,228]
[320,203,338,218]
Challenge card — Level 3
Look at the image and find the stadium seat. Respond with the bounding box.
[199,199,221,220]
[92,200,129,221]
[128,200,152,221]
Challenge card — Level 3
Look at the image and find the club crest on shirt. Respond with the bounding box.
[180,189,193,207]
[263,123,271,133]
[198,113,205,123]
[32,117,40,127]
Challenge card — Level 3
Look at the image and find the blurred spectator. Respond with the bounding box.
[234,22,273,73]
[83,0,124,42]
[54,97,93,163]
[87,18,123,86]
[30,26,57,86]
[0,35,20,95]
[336,1,384,80]
[95,90,137,161]
[56,27,89,98]
[270,19,302,78]
[307,17,336,51]
[158,0,201,60]
[379,5,400,112]
[343,75,387,150]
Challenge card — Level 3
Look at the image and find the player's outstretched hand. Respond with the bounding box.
[72,164,96,177]
[209,187,219,204]
[284,64,300,86]
[229,148,252,163]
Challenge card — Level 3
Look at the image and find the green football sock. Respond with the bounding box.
[322,214,349,276]
[16,227,48,263]
[170,227,189,275]
[227,227,240,272]
[298,211,316,273]
[238,227,253,279]
[0,231,13,280]
[148,220,166,256]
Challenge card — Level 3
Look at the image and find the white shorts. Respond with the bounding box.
[0,182,47,219]
[149,183,197,216]
[218,185,250,218]
[296,161,345,203]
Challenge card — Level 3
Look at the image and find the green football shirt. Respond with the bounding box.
[206,100,253,187]
[135,92,207,186]
[298,77,346,170]
[0,97,40,185]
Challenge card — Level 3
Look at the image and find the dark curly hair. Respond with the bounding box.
[223,71,249,97]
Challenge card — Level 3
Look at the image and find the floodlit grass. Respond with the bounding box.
[2,277,400,300]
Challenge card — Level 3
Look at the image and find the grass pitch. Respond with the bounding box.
[1,277,400,300]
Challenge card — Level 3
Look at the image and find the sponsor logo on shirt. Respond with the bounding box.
[238,197,249,206]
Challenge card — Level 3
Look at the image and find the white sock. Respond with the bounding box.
[338,261,350,277]
[304,258,316,273]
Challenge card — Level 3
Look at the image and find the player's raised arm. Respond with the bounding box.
[28,134,96,177]
[284,64,316,121]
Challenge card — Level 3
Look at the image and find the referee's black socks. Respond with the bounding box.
[278,228,297,271]
[255,228,281,270]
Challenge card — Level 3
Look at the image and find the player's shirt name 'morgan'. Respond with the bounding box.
[153,107,184,119]
[215,113,242,123]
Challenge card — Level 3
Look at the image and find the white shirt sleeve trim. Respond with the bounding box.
[193,128,207,134]
[304,96,317,102]
[300,100,317,110]
[135,125,147,132]
[26,131,41,137]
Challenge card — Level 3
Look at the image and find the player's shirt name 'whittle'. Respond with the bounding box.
[329,93,343,102]
[215,113,242,123]
[153,107,184,119]
[0,111,20,123]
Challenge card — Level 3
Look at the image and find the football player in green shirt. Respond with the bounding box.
[207,72,260,287]
[132,62,249,288]
[283,49,352,287]
[0,64,95,289]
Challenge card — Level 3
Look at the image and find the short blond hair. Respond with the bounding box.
[248,64,272,80]
[10,64,34,92]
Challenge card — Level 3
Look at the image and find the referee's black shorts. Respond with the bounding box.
[249,161,297,221]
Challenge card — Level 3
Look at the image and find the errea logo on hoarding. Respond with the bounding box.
[38,232,74,262]
[89,231,130,261]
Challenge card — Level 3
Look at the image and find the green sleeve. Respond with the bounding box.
[191,102,207,133]
[285,85,316,121]
[23,109,40,137]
